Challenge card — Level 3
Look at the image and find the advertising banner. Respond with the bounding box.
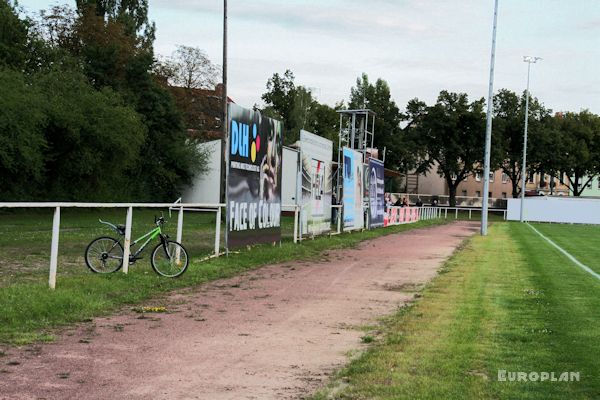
[367,158,385,228]
[342,147,364,231]
[384,206,420,226]
[299,130,333,236]
[227,104,282,248]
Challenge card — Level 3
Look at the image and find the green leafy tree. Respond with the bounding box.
[0,0,30,69]
[408,91,487,207]
[0,68,47,200]
[37,69,146,200]
[549,111,600,196]
[348,73,416,172]
[261,70,339,145]
[493,89,550,197]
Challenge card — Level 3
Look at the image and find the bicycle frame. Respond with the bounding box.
[129,226,163,258]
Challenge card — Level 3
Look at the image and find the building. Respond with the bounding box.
[568,175,600,197]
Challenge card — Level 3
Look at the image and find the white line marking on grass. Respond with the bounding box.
[527,223,600,281]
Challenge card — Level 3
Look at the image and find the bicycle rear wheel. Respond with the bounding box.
[85,236,124,273]
[150,241,189,278]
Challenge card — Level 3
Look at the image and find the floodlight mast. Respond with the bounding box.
[481,0,499,236]
[519,56,542,222]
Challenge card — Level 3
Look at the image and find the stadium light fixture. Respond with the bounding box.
[519,56,542,222]
[481,0,499,236]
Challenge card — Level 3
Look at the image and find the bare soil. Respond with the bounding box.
[0,221,478,400]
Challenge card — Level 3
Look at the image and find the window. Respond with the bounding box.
[489,192,492,198]
[475,172,481,182]
[450,173,457,182]
[528,172,535,183]
[559,173,564,185]
[587,181,592,188]
[502,173,509,183]
[597,178,600,189]
[502,192,507,198]
[462,190,467,197]
[489,172,495,182]
[476,191,481,197]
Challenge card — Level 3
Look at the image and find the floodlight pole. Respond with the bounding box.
[520,56,542,222]
[222,0,229,253]
[481,0,499,236]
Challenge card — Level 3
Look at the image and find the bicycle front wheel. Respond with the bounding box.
[85,236,124,273]
[150,241,189,278]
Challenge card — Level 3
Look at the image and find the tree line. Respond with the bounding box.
[260,70,600,206]
[0,1,206,201]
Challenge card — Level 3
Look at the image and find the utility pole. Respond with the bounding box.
[222,0,228,252]
[520,56,542,222]
[481,0,499,236]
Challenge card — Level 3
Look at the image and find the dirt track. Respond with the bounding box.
[0,221,478,400]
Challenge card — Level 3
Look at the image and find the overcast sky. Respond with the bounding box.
[20,0,600,114]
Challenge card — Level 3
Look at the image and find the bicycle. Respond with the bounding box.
[84,213,189,278]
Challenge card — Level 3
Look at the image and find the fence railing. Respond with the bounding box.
[0,202,225,289]
[1,202,450,289]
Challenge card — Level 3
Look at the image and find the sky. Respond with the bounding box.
[19,0,600,114]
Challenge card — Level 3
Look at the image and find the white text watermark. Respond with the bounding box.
[498,370,580,382]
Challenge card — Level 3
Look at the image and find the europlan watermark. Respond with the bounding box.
[498,370,580,382]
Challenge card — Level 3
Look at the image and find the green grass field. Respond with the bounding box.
[0,209,443,345]
[314,222,600,400]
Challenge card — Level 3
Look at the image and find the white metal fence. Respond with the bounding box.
[0,202,225,289]
[0,201,446,289]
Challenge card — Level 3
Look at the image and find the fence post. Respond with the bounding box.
[175,205,184,262]
[445,208,448,219]
[293,205,299,243]
[214,206,221,256]
[337,206,342,233]
[504,210,507,220]
[469,209,472,219]
[122,206,133,274]
[455,208,458,219]
[49,206,61,289]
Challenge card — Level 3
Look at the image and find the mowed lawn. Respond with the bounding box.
[530,222,600,274]
[314,222,600,399]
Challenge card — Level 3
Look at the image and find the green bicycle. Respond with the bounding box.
[84,214,189,278]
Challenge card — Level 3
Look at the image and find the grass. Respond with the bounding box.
[313,222,600,400]
[529,222,600,274]
[0,210,444,345]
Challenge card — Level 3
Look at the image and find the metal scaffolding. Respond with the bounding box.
[335,109,376,200]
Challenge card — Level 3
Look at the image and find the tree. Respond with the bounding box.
[493,89,550,197]
[348,73,417,172]
[157,45,220,89]
[408,91,487,207]
[0,0,30,69]
[0,68,47,200]
[37,69,147,200]
[550,111,600,196]
[261,70,339,145]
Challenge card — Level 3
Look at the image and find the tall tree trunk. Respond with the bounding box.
[448,184,457,207]
[511,176,519,198]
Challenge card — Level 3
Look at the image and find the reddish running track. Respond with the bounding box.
[0,221,478,400]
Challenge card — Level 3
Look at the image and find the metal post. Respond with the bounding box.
[222,0,229,255]
[122,206,132,274]
[215,206,221,256]
[293,205,299,243]
[176,205,183,262]
[445,208,448,219]
[49,206,60,289]
[520,56,541,222]
[481,0,499,236]
[469,209,472,220]
[455,208,458,219]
